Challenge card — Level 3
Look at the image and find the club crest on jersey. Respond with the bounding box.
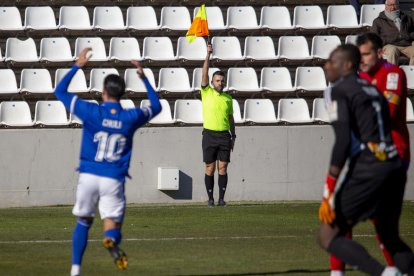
[386,73,399,90]
[111,108,117,114]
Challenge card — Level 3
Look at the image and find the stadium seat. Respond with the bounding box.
[226,6,259,30]
[244,36,278,61]
[312,98,330,123]
[58,6,92,30]
[227,67,261,92]
[39,37,73,62]
[126,6,159,31]
[160,7,191,30]
[400,66,414,89]
[34,101,69,126]
[311,36,341,59]
[243,99,278,123]
[142,37,176,61]
[5,38,38,62]
[158,68,192,93]
[193,6,225,30]
[20,69,54,94]
[174,99,203,124]
[211,36,244,61]
[326,5,359,29]
[93,6,126,30]
[0,101,33,127]
[0,48,3,62]
[295,67,327,91]
[407,98,414,122]
[124,68,157,93]
[260,67,295,92]
[55,68,88,93]
[232,99,244,123]
[89,68,119,93]
[191,68,220,91]
[140,99,175,124]
[0,7,24,30]
[345,35,358,45]
[24,6,57,30]
[277,36,311,60]
[108,37,141,61]
[259,6,293,30]
[0,69,19,94]
[360,4,385,26]
[120,99,135,109]
[278,98,312,123]
[293,6,326,29]
[176,37,207,61]
[74,37,108,62]
[69,100,98,125]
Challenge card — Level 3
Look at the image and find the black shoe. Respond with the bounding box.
[208,199,214,207]
[217,199,227,207]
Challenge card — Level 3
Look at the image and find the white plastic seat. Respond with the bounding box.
[93,6,125,30]
[278,36,311,60]
[278,98,312,123]
[120,99,135,109]
[89,68,119,93]
[109,37,141,61]
[74,37,108,62]
[243,99,278,123]
[126,6,159,31]
[59,6,92,30]
[124,68,157,93]
[174,99,203,124]
[259,6,293,30]
[0,101,33,127]
[191,68,220,91]
[34,101,69,126]
[24,6,57,30]
[232,99,244,123]
[407,98,414,122]
[311,36,342,59]
[211,36,244,61]
[55,69,88,93]
[0,69,18,94]
[293,6,326,29]
[244,36,278,61]
[0,48,3,61]
[69,100,98,125]
[227,6,259,30]
[227,67,261,92]
[260,67,295,92]
[327,5,359,28]
[400,66,414,89]
[176,37,207,61]
[5,38,39,62]
[0,7,24,30]
[140,99,175,124]
[20,69,53,94]
[345,35,358,45]
[142,37,175,61]
[160,7,191,30]
[312,98,330,123]
[39,37,73,62]
[360,4,385,26]
[295,67,327,91]
[158,68,192,93]
[193,6,225,30]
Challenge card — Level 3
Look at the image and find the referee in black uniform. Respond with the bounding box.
[201,43,236,207]
[318,44,414,275]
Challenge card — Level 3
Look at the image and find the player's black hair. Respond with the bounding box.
[335,44,361,72]
[212,70,225,79]
[356,32,384,51]
[104,74,125,100]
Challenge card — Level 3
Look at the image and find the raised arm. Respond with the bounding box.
[201,43,213,87]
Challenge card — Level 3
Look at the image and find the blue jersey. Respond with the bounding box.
[55,65,161,182]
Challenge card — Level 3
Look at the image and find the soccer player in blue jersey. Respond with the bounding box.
[54,48,161,276]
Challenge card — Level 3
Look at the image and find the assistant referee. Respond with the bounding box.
[201,43,236,207]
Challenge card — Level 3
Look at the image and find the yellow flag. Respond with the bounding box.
[186,4,209,43]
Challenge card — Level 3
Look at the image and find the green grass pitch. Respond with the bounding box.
[0,202,413,276]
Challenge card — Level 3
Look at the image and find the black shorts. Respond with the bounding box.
[202,129,231,164]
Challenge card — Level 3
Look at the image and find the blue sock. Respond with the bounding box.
[72,218,92,265]
[104,228,122,245]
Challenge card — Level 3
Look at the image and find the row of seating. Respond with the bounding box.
[0,5,383,31]
[2,97,414,127]
[1,35,359,63]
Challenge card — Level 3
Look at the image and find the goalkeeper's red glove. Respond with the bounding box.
[319,175,337,225]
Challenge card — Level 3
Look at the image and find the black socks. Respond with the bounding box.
[205,174,214,200]
[218,174,228,200]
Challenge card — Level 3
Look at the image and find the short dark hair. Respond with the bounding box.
[212,70,225,78]
[103,74,125,100]
[335,44,361,72]
[356,32,383,51]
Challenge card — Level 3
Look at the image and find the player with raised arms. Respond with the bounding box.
[54,48,161,276]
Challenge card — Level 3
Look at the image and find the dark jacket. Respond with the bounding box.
[372,11,414,47]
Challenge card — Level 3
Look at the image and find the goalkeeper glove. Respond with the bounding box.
[319,175,337,225]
